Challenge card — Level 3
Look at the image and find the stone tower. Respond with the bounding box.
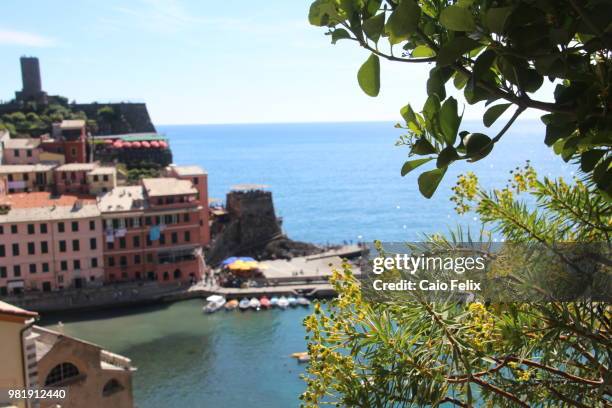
[15,56,48,104]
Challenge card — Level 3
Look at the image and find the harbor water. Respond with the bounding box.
[44,120,574,407]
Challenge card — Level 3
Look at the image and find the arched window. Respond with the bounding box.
[45,362,80,386]
[102,379,124,397]
[173,269,181,279]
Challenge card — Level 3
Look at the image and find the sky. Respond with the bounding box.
[0,0,553,125]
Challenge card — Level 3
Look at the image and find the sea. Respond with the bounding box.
[43,120,576,407]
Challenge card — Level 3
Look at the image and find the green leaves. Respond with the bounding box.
[412,45,436,58]
[411,137,436,155]
[385,0,421,44]
[401,157,432,176]
[362,13,385,42]
[440,5,476,32]
[331,28,351,44]
[485,7,513,33]
[483,103,511,127]
[439,97,461,145]
[308,0,341,26]
[436,37,480,66]
[463,132,493,161]
[357,54,380,97]
[418,167,447,198]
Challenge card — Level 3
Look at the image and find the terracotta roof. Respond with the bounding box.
[0,300,38,318]
[171,165,207,176]
[0,192,96,209]
[3,138,41,149]
[142,177,197,197]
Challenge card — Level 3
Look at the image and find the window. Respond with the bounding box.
[0,245,5,257]
[91,258,98,268]
[90,238,97,250]
[120,256,127,267]
[89,220,96,231]
[103,175,109,182]
[157,198,163,205]
[29,264,36,274]
[12,243,19,256]
[60,261,68,271]
[145,217,152,226]
[40,223,48,234]
[159,234,165,245]
[27,150,32,157]
[108,257,115,267]
[133,236,140,248]
[41,241,49,254]
[13,149,19,157]
[0,287,6,296]
[7,175,12,182]
[183,213,190,222]
[73,260,81,270]
[13,265,21,277]
[23,173,29,181]
[147,253,153,263]
[102,379,124,397]
[173,269,181,279]
[0,226,3,234]
[42,263,49,273]
[171,232,178,244]
[27,224,35,234]
[58,275,64,283]
[59,241,66,253]
[119,238,126,249]
[44,363,80,386]
[184,231,191,242]
[193,177,198,186]
[107,242,114,250]
[11,225,17,234]
[71,221,79,232]
[146,236,152,247]
[0,267,6,278]
[58,222,65,233]
[93,175,99,182]
[27,242,35,255]
[134,255,141,265]
[72,239,80,251]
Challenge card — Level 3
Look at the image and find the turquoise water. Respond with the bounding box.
[47,121,575,407]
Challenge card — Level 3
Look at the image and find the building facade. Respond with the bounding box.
[99,167,209,284]
[0,193,104,295]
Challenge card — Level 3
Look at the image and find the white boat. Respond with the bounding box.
[270,296,279,307]
[203,295,226,313]
[249,297,261,310]
[277,296,289,309]
[238,298,251,310]
[296,296,310,307]
[287,296,298,307]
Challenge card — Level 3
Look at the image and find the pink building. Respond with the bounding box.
[98,167,209,284]
[1,138,42,165]
[0,193,104,295]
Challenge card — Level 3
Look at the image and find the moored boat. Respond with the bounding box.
[270,296,279,307]
[203,295,226,313]
[249,297,261,310]
[296,296,310,307]
[260,296,271,309]
[287,296,298,307]
[224,299,239,311]
[238,298,250,310]
[277,296,289,309]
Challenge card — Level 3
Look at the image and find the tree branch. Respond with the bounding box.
[471,377,529,407]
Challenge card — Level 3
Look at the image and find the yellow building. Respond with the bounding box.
[0,301,38,408]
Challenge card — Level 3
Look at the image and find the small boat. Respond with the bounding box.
[296,296,310,307]
[203,295,226,313]
[291,352,310,363]
[270,296,279,307]
[238,298,251,311]
[287,296,298,307]
[249,297,261,310]
[277,296,289,309]
[224,299,239,311]
[260,296,271,309]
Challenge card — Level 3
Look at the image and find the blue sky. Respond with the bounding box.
[0,0,552,124]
